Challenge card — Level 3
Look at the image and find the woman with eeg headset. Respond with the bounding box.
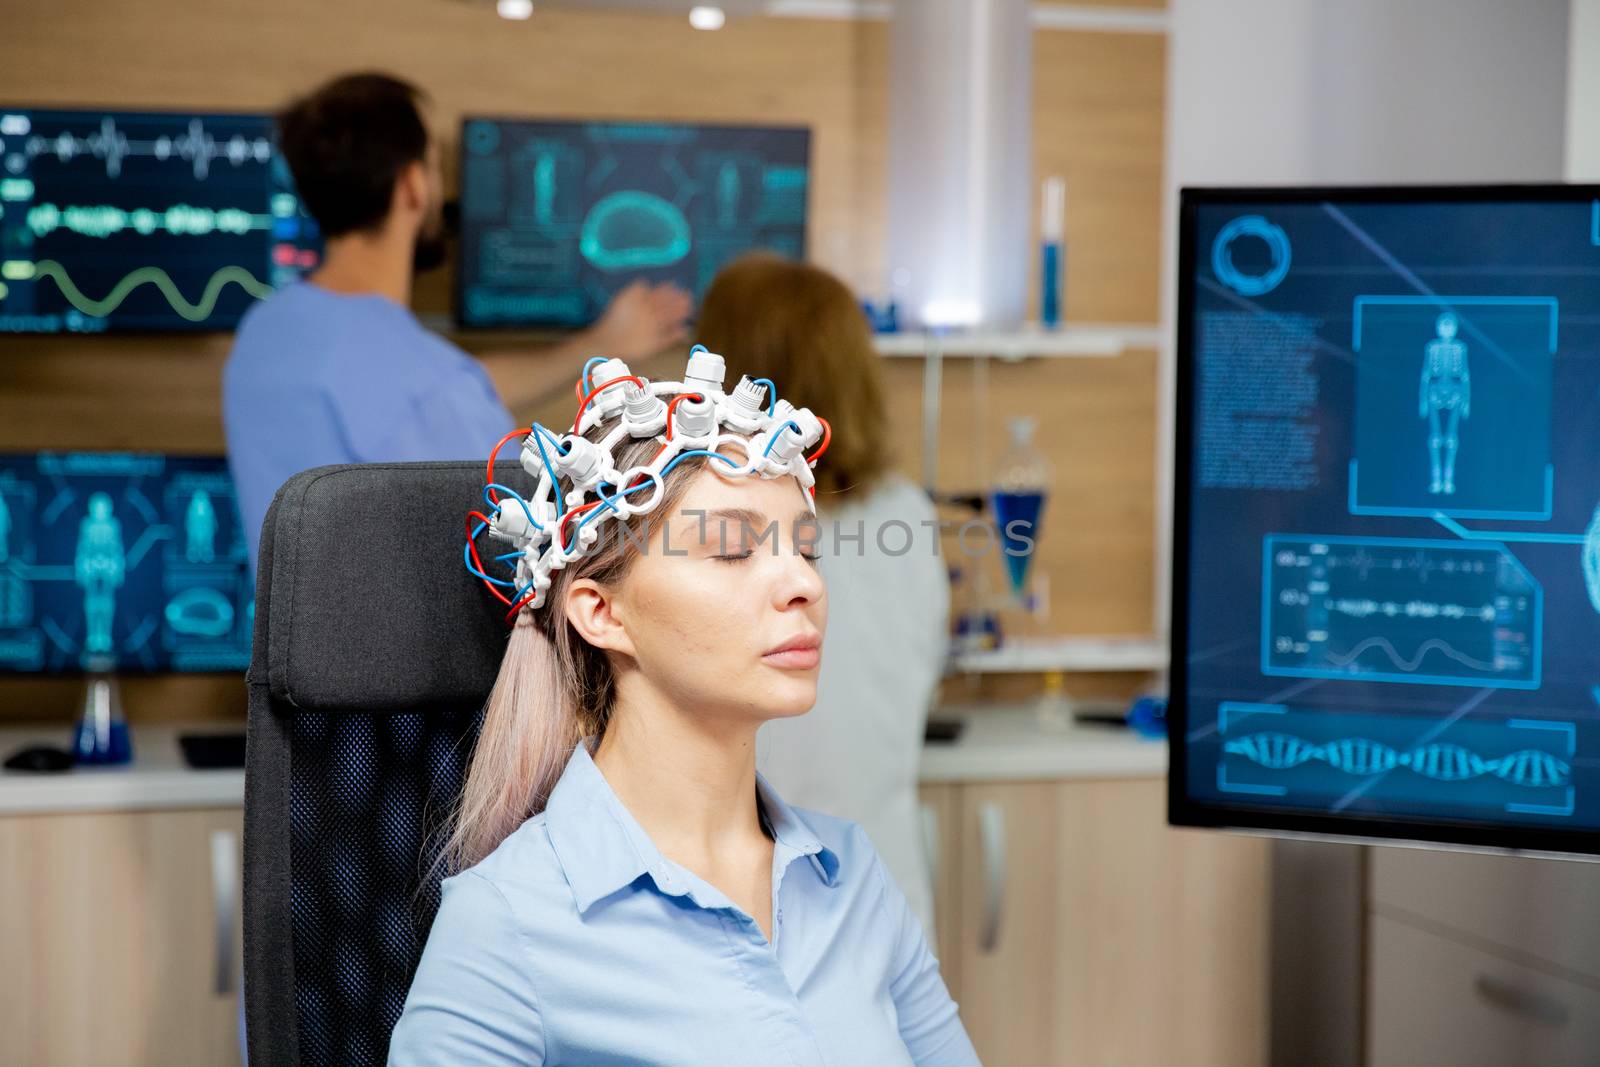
[388,350,979,1064]
[696,254,949,945]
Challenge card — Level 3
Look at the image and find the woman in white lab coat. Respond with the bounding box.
[698,254,948,941]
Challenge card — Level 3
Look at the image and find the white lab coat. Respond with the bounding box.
[757,473,948,944]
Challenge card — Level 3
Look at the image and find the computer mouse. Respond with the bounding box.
[2,745,74,773]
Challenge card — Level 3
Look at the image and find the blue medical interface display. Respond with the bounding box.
[457,118,809,328]
[0,107,320,333]
[0,453,253,673]
[1175,189,1600,848]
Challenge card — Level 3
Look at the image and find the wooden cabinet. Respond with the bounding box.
[1366,846,1600,1066]
[0,807,244,1067]
[920,778,1269,1067]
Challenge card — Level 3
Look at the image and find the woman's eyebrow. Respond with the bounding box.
[695,507,768,527]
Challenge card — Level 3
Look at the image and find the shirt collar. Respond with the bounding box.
[755,769,842,888]
[543,738,841,916]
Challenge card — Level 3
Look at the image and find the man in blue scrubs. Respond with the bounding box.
[224,72,688,573]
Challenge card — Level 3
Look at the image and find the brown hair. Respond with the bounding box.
[277,72,429,237]
[443,420,728,873]
[696,254,890,503]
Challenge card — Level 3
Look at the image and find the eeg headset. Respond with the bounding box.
[464,344,831,620]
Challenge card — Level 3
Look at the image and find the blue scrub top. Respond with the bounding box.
[388,738,982,1066]
[222,281,513,575]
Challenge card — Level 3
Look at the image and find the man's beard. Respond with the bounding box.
[412,220,449,274]
[413,199,450,274]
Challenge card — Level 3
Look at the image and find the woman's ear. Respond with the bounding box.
[564,578,636,658]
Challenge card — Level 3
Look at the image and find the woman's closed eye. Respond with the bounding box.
[713,551,822,565]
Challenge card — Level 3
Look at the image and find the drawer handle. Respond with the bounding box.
[1473,973,1570,1027]
[211,829,239,997]
[977,802,1006,954]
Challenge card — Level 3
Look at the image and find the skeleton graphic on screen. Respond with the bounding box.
[75,492,125,656]
[1584,504,1600,615]
[1418,311,1471,494]
[186,489,216,563]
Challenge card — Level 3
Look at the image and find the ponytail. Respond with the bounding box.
[444,612,578,872]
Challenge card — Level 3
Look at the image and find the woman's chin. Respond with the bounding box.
[764,679,818,720]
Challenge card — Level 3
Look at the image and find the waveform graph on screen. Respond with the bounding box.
[1217,702,1575,820]
[0,108,319,333]
[1261,534,1540,689]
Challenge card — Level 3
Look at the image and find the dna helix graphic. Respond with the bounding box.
[1223,731,1569,788]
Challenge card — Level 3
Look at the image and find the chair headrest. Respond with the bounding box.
[257,462,533,712]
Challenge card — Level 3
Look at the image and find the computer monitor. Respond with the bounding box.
[1170,184,1600,857]
[456,117,809,328]
[0,452,253,673]
[0,107,320,333]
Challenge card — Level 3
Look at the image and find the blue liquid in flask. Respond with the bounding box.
[73,715,132,765]
[993,489,1046,598]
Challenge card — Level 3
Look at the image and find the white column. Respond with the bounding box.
[1569,0,1600,179]
[885,0,1032,330]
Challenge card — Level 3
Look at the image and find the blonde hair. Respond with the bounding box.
[696,254,891,503]
[444,420,721,872]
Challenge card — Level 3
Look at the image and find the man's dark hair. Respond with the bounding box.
[277,72,429,237]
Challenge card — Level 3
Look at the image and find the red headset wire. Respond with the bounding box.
[636,391,704,472]
[807,416,832,466]
[465,511,513,606]
[571,374,647,435]
[484,427,533,506]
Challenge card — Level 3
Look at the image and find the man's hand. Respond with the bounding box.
[475,280,693,413]
[586,280,692,361]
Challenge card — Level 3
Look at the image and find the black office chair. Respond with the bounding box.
[243,462,532,1067]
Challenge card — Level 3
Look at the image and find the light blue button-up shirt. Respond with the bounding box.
[388,738,981,1066]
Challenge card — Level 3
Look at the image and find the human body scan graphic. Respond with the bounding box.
[75,492,126,656]
[1584,504,1600,614]
[1419,312,1471,495]
[717,162,741,228]
[535,150,556,225]
[186,489,217,563]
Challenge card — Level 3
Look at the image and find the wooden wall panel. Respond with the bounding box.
[878,351,1158,637]
[0,4,1166,723]
[1029,29,1167,323]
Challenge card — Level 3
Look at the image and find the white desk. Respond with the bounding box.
[0,706,1166,815]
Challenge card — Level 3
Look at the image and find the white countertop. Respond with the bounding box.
[918,703,1167,783]
[0,706,1166,815]
[0,723,245,815]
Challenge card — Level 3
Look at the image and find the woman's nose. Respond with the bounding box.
[776,546,824,606]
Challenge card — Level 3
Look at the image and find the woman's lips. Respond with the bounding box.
[762,646,821,670]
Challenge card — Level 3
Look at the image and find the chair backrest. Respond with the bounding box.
[244,462,529,1067]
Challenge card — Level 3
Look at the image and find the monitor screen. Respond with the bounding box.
[457,117,809,328]
[0,452,253,673]
[1170,185,1600,856]
[0,107,320,333]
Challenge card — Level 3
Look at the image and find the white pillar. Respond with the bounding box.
[1569,0,1600,179]
[885,0,1032,331]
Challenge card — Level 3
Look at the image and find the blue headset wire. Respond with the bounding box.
[581,356,608,392]
[763,421,802,458]
[750,377,778,416]
[483,483,542,530]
